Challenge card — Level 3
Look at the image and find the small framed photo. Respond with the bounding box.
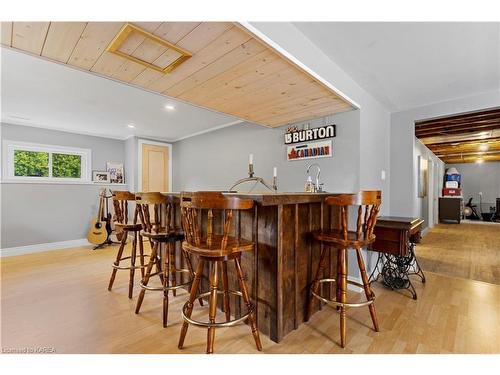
[92,171,110,183]
[106,162,124,184]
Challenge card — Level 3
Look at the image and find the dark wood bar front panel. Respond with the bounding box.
[167,193,341,343]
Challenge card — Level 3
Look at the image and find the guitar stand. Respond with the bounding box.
[368,241,426,300]
[92,237,114,250]
[92,191,119,251]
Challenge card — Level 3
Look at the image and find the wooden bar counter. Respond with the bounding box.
[165,192,345,343]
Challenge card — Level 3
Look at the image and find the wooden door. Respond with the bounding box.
[141,143,170,192]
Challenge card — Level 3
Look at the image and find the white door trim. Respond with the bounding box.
[428,160,434,228]
[137,139,173,192]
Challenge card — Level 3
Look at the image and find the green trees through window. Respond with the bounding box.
[14,150,82,179]
[14,150,49,177]
[53,153,81,178]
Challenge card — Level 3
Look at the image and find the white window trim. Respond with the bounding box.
[2,140,92,183]
[137,139,173,192]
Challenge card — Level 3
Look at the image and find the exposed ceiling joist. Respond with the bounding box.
[416,108,500,137]
[441,154,500,164]
[436,150,500,159]
[430,139,500,154]
[415,116,500,131]
[419,129,500,145]
[416,107,500,126]
[417,107,500,164]
[416,121,500,138]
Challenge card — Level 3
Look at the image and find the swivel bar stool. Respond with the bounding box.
[108,191,147,299]
[134,192,199,328]
[307,191,381,348]
[178,192,262,354]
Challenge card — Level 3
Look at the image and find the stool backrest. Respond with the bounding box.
[180,192,254,251]
[325,191,381,242]
[112,190,137,224]
[135,192,176,233]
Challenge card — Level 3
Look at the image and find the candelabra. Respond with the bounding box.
[229,156,278,193]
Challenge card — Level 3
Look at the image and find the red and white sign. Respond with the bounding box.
[287,140,332,161]
[442,188,462,196]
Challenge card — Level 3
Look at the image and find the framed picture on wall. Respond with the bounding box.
[106,162,124,184]
[92,171,110,183]
[418,156,428,198]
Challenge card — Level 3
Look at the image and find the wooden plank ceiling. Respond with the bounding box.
[416,107,500,164]
[0,22,354,127]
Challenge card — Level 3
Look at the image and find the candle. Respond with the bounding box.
[273,167,277,177]
[249,153,254,165]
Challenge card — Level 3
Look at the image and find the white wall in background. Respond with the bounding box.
[446,162,500,211]
[0,123,127,249]
[173,111,360,195]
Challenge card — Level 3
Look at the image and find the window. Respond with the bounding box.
[3,141,91,183]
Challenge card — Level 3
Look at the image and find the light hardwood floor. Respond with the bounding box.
[416,222,500,285]
[1,241,499,354]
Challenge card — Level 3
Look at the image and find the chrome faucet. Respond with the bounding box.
[306,163,323,192]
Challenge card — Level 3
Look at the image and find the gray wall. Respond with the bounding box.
[173,110,361,194]
[359,97,391,215]
[1,123,127,248]
[124,136,138,192]
[446,162,500,211]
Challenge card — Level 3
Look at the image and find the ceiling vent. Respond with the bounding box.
[106,23,192,74]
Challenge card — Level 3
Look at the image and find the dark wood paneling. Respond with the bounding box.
[278,204,297,340]
[255,205,278,339]
[295,203,310,327]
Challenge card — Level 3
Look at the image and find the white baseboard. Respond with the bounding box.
[0,238,90,257]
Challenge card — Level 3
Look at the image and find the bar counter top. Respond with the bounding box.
[162,191,352,206]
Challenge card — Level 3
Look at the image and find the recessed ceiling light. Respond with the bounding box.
[476,158,484,164]
[127,124,136,129]
[478,143,489,152]
[165,104,175,111]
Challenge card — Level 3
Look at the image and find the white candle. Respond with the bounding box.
[249,153,254,165]
[273,167,277,177]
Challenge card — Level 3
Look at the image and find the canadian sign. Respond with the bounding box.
[287,140,332,161]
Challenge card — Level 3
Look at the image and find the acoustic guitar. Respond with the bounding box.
[87,188,109,245]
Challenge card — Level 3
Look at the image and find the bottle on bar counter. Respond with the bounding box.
[305,176,314,193]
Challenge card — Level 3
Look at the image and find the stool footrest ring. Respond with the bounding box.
[112,254,151,270]
[311,278,375,308]
[139,268,192,291]
[181,290,253,328]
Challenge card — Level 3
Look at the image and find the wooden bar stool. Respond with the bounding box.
[107,191,147,299]
[306,191,382,348]
[134,192,199,328]
[178,192,262,354]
